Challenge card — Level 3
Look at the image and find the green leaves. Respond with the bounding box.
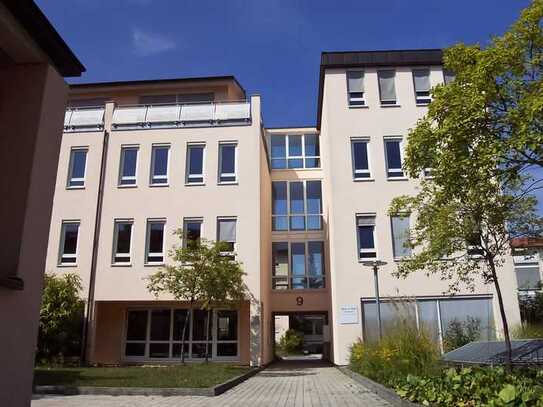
[499,384,517,404]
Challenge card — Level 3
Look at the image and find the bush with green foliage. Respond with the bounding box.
[442,317,482,352]
[278,329,303,354]
[519,291,543,325]
[38,273,85,364]
[395,367,543,406]
[349,323,440,386]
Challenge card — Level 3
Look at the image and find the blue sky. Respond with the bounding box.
[37,0,542,211]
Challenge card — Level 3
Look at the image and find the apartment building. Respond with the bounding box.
[45,49,522,367]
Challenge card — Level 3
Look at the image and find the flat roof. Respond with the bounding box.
[2,0,85,77]
[316,49,443,128]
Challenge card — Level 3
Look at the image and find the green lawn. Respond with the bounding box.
[34,364,251,388]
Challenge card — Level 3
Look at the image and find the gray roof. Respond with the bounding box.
[442,340,543,365]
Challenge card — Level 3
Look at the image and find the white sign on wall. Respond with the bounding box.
[339,304,359,324]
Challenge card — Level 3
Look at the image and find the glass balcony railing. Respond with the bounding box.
[64,107,105,132]
[111,100,251,129]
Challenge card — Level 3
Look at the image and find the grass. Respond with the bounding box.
[34,364,251,388]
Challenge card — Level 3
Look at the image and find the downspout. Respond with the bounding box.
[80,127,109,364]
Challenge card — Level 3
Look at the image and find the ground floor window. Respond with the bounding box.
[361,295,494,352]
[124,308,239,360]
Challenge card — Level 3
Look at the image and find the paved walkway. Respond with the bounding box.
[32,361,392,406]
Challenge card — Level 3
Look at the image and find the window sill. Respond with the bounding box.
[144,262,165,267]
[358,258,378,263]
[387,177,409,181]
[111,263,132,267]
[118,184,138,189]
[58,263,78,267]
[185,182,205,187]
[66,186,85,190]
[416,103,431,107]
[348,105,369,109]
[217,181,238,186]
[353,177,375,182]
[149,183,169,188]
[380,104,401,108]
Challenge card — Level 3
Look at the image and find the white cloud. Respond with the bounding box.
[132,28,176,56]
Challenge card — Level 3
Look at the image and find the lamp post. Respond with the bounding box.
[362,260,387,340]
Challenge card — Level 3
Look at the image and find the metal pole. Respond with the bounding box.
[374,265,382,340]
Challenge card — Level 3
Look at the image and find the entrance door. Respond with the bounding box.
[273,312,328,360]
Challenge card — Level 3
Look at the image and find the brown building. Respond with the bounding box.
[0,1,84,405]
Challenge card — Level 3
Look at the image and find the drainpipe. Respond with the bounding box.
[80,126,110,365]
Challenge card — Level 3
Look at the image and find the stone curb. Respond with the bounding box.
[338,366,422,407]
[34,367,261,397]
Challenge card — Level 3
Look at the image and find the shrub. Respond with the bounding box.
[38,273,85,364]
[442,317,481,352]
[512,323,543,339]
[349,322,440,386]
[278,329,303,354]
[519,291,543,325]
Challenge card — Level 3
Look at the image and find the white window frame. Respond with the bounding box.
[350,137,372,180]
[150,145,170,186]
[145,219,166,265]
[271,241,326,290]
[123,308,240,362]
[390,213,411,260]
[112,219,134,265]
[346,69,366,107]
[67,147,88,189]
[271,180,323,232]
[218,142,238,184]
[412,68,432,105]
[59,220,80,265]
[186,143,206,185]
[270,134,321,170]
[377,69,398,106]
[216,216,237,254]
[183,217,203,248]
[119,145,139,187]
[356,214,377,260]
[384,136,405,179]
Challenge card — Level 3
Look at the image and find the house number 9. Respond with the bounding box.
[296,296,304,306]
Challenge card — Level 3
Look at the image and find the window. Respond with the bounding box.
[183,218,202,248]
[378,70,397,105]
[384,138,404,178]
[351,139,371,179]
[119,146,138,186]
[443,69,455,85]
[270,134,320,169]
[357,215,376,259]
[272,180,322,231]
[513,248,541,291]
[67,148,88,188]
[124,308,238,360]
[361,296,495,350]
[272,241,325,290]
[413,69,431,104]
[217,218,236,252]
[467,232,484,257]
[146,220,165,264]
[186,144,205,184]
[113,220,133,264]
[218,143,237,183]
[150,145,169,185]
[59,221,80,264]
[391,215,411,259]
[347,70,365,106]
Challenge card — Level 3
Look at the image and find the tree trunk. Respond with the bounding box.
[205,308,211,363]
[489,257,513,369]
[180,304,191,365]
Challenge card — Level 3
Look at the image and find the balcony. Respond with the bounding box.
[111,100,251,130]
[64,107,105,132]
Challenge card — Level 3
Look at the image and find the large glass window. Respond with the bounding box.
[217,218,236,252]
[413,68,431,104]
[150,145,169,185]
[362,296,495,351]
[384,138,404,178]
[357,215,376,259]
[119,146,138,186]
[514,249,541,291]
[391,215,411,259]
[347,70,365,106]
[125,308,239,360]
[186,144,205,184]
[351,139,370,179]
[270,134,320,169]
[113,220,133,264]
[183,218,202,248]
[146,220,165,264]
[67,148,88,188]
[59,221,80,265]
[218,143,237,183]
[378,70,397,105]
[272,180,323,231]
[272,241,325,290]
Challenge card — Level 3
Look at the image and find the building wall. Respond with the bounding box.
[0,64,68,407]
[320,66,522,364]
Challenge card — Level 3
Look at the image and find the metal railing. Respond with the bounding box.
[111,100,251,129]
[64,107,105,132]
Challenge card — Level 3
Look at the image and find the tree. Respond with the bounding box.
[390,2,543,368]
[38,273,85,363]
[147,232,247,363]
